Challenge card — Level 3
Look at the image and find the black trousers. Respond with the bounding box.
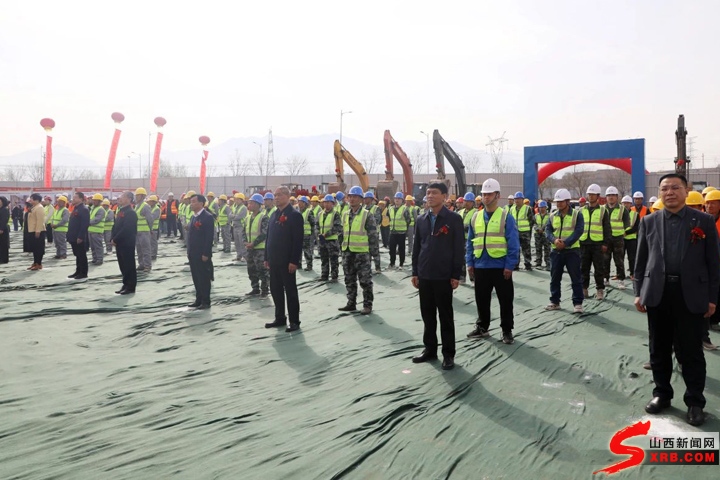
[0,230,8,263]
[166,215,177,237]
[581,244,605,290]
[474,268,514,332]
[647,282,706,408]
[380,226,389,247]
[189,256,213,304]
[419,279,455,357]
[389,233,406,266]
[625,239,637,277]
[270,264,300,325]
[70,240,88,276]
[116,245,137,289]
[45,224,53,243]
[31,232,46,265]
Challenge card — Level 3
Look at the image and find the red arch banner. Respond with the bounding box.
[537,159,632,185]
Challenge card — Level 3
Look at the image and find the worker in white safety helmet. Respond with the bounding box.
[579,183,612,301]
[604,186,630,290]
[465,178,520,345]
[545,188,585,313]
[632,191,649,219]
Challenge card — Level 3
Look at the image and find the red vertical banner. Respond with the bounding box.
[199,136,211,195]
[40,118,55,188]
[104,112,125,189]
[150,117,167,193]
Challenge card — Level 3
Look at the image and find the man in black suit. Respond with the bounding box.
[187,194,215,309]
[634,173,720,426]
[111,191,138,295]
[411,182,464,370]
[67,192,90,280]
[264,186,304,332]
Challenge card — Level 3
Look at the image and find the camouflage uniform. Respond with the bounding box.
[365,203,382,271]
[243,211,269,294]
[459,208,475,281]
[603,205,630,282]
[318,208,342,280]
[342,206,379,309]
[300,206,316,269]
[534,212,551,268]
[230,202,248,260]
[509,204,535,269]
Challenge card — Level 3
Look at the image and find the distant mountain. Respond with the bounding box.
[0,145,103,169]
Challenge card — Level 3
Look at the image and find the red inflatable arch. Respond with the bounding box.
[537,158,639,185]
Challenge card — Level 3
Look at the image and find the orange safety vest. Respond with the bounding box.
[170,200,178,215]
[633,205,648,219]
[160,203,167,219]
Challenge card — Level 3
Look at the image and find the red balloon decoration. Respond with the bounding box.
[111,112,125,123]
[40,118,56,130]
[154,116,167,127]
[199,135,211,145]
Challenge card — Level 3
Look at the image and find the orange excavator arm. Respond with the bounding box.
[383,130,414,195]
[334,140,369,192]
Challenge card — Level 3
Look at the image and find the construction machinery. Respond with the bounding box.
[432,129,468,198]
[377,130,414,200]
[328,140,369,194]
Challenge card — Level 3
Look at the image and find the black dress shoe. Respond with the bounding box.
[412,350,438,363]
[687,406,705,426]
[285,323,300,332]
[645,397,671,414]
[246,290,261,296]
[338,304,357,312]
[115,288,127,294]
[74,274,88,280]
[197,304,210,310]
[187,302,201,308]
[119,289,135,295]
[265,319,286,329]
[442,357,455,370]
[68,273,78,279]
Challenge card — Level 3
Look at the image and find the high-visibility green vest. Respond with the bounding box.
[342,208,370,252]
[218,204,229,226]
[44,204,52,224]
[472,208,508,259]
[51,207,68,232]
[536,213,548,231]
[266,206,277,218]
[609,205,625,237]
[462,209,474,239]
[510,204,531,232]
[6,208,11,227]
[312,205,321,219]
[150,205,160,230]
[550,209,580,249]
[366,204,379,216]
[184,203,193,223]
[625,210,638,240]
[335,203,349,216]
[245,211,266,249]
[135,202,150,232]
[88,206,105,233]
[320,210,338,240]
[301,208,312,237]
[389,205,408,233]
[209,199,219,214]
[103,209,114,231]
[408,205,418,226]
[580,206,606,242]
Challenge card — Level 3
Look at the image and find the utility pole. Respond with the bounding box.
[267,127,275,176]
[340,110,352,145]
[486,132,509,174]
[675,114,688,178]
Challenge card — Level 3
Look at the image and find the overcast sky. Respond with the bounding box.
[1,0,719,172]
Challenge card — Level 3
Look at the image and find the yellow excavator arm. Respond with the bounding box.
[334,140,369,192]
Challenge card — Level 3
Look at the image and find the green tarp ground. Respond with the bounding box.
[1,230,719,480]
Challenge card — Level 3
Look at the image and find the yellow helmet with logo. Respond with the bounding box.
[687,191,704,206]
[102,199,110,205]
[652,199,664,211]
[207,191,215,197]
[57,195,68,203]
[185,190,197,197]
[219,194,228,201]
[147,195,158,202]
[92,193,103,201]
[234,193,245,200]
[702,186,716,195]
[135,187,147,195]
[311,196,319,202]
[705,190,720,202]
[405,195,413,201]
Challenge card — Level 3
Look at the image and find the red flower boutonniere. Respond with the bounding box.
[118,212,124,218]
[433,224,450,236]
[278,214,287,225]
[194,221,202,230]
[690,227,705,244]
[72,211,78,217]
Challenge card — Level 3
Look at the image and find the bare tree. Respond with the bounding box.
[2,165,28,181]
[283,155,309,176]
[538,175,558,200]
[361,148,382,174]
[229,148,252,177]
[605,168,632,197]
[562,166,591,198]
[462,152,483,173]
[408,146,425,175]
[158,158,188,178]
[252,152,270,176]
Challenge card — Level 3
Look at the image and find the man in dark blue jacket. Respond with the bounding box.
[411,182,465,370]
[264,186,304,332]
[111,191,138,295]
[67,192,90,280]
[187,194,215,309]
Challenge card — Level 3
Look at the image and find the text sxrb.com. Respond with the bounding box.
[593,421,719,475]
